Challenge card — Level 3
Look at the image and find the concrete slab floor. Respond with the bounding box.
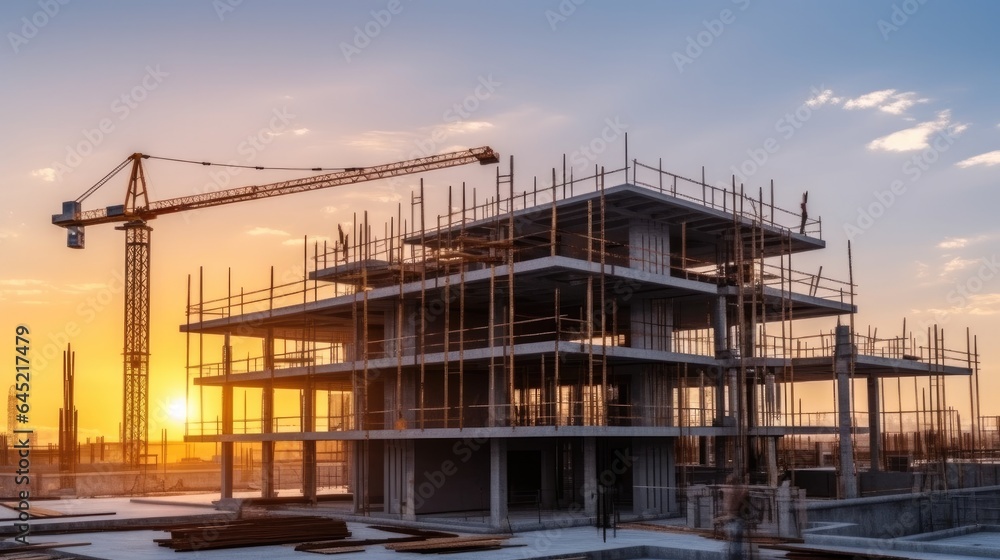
[10,494,1000,560]
[29,524,729,560]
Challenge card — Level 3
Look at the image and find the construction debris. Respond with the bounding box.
[155,515,350,551]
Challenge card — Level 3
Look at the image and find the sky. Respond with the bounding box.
[1,0,998,446]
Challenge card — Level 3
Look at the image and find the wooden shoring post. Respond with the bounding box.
[967,327,976,463]
[681,221,687,279]
[551,168,558,257]
[897,374,904,453]
[847,240,858,478]
[770,180,775,226]
[444,186,452,428]
[587,200,593,263]
[702,166,706,205]
[459,184,466,430]
[554,286,561,430]
[362,211,371,431]
[313,240,319,302]
[198,267,205,435]
[914,376,921,459]
[185,274,191,438]
[419,179,427,430]
[396,204,404,425]
[587,273,594,425]
[562,154,567,198]
[489,265,496,427]
[732,174,748,480]
[303,236,308,307]
[507,155,516,428]
[599,166,608,424]
[757,185,765,363]
[974,335,981,459]
[351,273,362,431]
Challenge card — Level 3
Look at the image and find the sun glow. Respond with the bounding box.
[167,398,187,423]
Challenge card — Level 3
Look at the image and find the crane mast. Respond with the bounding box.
[53,147,499,467]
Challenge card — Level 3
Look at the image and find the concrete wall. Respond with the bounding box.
[412,438,489,514]
[806,485,1000,538]
[632,437,676,515]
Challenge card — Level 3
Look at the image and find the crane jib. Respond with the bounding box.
[51,146,499,248]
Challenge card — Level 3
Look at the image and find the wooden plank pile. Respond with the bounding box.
[383,535,511,554]
[155,515,350,551]
[295,526,460,554]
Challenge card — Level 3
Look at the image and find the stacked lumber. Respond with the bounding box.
[384,535,511,554]
[296,527,461,554]
[155,515,350,551]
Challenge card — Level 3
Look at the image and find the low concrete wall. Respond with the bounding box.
[806,485,1000,539]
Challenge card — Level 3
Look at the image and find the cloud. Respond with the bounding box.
[440,121,494,134]
[867,110,966,152]
[925,293,1000,317]
[839,89,928,115]
[877,92,927,115]
[937,237,968,249]
[292,128,310,136]
[941,256,975,274]
[805,89,843,108]
[843,89,896,110]
[31,168,57,182]
[956,150,1000,168]
[348,119,495,154]
[968,293,1000,315]
[246,227,290,236]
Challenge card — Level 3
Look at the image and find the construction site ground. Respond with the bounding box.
[1,492,998,560]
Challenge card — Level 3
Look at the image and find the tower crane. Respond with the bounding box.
[52,146,500,466]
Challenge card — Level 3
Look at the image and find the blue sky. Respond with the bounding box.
[1,0,998,440]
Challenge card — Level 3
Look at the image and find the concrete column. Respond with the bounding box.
[868,375,881,473]
[489,438,508,529]
[711,296,731,470]
[583,437,598,518]
[385,439,415,519]
[835,325,859,498]
[489,297,508,427]
[628,218,670,275]
[664,369,675,428]
[351,440,366,514]
[383,307,399,357]
[221,386,234,499]
[302,379,316,503]
[629,298,673,352]
[766,437,779,487]
[262,331,276,499]
[221,334,234,499]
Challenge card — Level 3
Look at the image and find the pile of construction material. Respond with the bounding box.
[295,526,514,555]
[155,515,350,551]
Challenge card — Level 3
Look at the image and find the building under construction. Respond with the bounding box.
[182,152,983,531]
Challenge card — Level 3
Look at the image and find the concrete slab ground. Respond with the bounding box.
[9,493,1000,560]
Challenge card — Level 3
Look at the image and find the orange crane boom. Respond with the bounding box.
[51,146,499,467]
[53,146,499,240]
